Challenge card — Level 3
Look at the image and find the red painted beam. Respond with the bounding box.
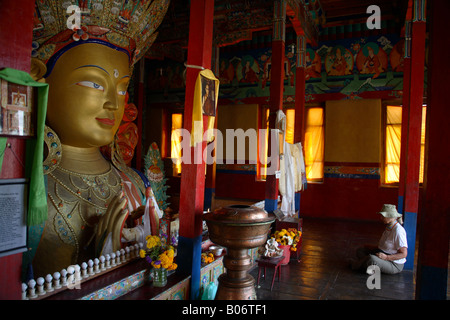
[398,56,412,212]
[178,0,214,239]
[403,21,426,215]
[0,0,35,300]
[265,1,286,211]
[265,39,285,209]
[416,0,450,300]
[286,0,318,46]
[294,65,305,144]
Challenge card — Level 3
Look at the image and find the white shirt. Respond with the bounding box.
[378,222,408,264]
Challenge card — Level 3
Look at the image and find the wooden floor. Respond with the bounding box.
[249,218,417,300]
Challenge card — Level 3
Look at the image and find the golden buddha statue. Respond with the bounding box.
[30,0,170,277]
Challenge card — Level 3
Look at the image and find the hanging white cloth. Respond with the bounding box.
[295,142,307,191]
[290,143,302,192]
[279,141,296,217]
[290,143,307,192]
[276,110,286,134]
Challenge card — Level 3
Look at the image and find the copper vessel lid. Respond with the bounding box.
[203,205,275,224]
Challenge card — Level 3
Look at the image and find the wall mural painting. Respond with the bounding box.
[217,35,406,104]
[148,35,410,104]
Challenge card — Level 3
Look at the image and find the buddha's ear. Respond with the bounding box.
[30,58,47,82]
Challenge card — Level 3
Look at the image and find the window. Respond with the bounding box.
[171,113,183,175]
[384,105,426,184]
[385,106,402,183]
[419,106,426,183]
[304,107,324,182]
[285,108,295,144]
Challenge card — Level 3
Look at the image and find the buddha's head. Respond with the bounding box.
[32,0,171,147]
[44,42,130,148]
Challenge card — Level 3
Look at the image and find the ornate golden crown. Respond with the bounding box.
[32,0,170,72]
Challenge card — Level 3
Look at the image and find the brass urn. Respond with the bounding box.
[203,205,275,300]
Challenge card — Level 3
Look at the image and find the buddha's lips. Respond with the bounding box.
[96,118,115,126]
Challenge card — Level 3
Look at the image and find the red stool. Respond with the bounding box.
[255,256,284,291]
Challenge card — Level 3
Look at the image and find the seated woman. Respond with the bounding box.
[30,0,169,277]
[350,204,408,275]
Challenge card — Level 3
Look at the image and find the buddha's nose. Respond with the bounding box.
[103,89,119,110]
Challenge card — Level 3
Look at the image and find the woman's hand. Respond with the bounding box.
[375,247,407,261]
[375,252,388,260]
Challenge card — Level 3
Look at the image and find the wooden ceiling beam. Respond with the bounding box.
[286,0,319,46]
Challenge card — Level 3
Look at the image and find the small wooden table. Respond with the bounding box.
[255,256,284,291]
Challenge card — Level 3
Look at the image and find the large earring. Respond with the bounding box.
[43,125,62,174]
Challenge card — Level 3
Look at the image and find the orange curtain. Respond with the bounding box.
[304,108,324,181]
[171,113,183,175]
[285,108,295,144]
[385,106,402,183]
[385,105,426,184]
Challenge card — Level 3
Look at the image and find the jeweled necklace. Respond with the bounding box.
[49,165,122,211]
[47,164,124,258]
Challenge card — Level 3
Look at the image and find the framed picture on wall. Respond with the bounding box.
[0,179,28,258]
[0,79,36,137]
[201,75,217,117]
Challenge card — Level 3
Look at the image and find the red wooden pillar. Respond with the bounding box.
[0,0,35,300]
[177,0,214,300]
[265,0,286,213]
[416,0,450,300]
[293,34,306,214]
[397,21,412,215]
[402,0,426,271]
[204,47,219,211]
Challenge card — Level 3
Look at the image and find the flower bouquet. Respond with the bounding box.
[272,228,301,252]
[201,252,215,266]
[289,228,302,252]
[270,228,302,264]
[140,235,177,287]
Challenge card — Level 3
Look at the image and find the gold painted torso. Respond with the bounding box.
[33,165,123,276]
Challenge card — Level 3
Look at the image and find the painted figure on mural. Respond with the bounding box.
[356,42,388,79]
[390,40,405,73]
[29,0,170,277]
[219,59,235,85]
[170,64,185,89]
[239,56,260,84]
[305,48,321,80]
[326,46,353,76]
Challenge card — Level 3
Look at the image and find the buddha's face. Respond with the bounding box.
[45,43,130,148]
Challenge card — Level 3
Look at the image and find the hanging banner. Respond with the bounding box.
[191,69,219,146]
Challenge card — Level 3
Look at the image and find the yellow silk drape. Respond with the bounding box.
[385,106,402,183]
[304,108,324,181]
[385,105,426,184]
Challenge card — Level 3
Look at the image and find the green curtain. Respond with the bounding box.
[0,68,48,226]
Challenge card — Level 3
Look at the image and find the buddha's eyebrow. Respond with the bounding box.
[75,65,109,75]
